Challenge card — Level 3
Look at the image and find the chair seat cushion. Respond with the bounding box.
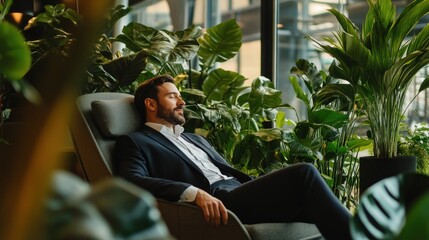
[244,222,324,240]
[91,97,142,137]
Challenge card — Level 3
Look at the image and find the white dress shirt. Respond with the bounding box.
[145,122,232,202]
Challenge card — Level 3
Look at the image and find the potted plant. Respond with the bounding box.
[308,0,429,192]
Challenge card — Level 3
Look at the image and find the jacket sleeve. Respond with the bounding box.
[114,134,191,202]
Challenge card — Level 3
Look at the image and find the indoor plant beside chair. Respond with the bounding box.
[308,0,429,193]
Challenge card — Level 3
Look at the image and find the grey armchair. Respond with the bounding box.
[70,92,323,240]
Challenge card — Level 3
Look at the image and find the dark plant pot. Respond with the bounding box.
[360,156,417,195]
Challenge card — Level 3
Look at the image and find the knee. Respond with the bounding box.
[297,162,318,174]
[296,163,322,182]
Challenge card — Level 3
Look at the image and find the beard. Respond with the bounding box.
[157,103,186,125]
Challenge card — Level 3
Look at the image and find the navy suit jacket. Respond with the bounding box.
[114,125,252,202]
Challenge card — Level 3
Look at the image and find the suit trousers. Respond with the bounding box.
[211,163,351,240]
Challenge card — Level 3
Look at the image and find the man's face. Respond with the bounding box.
[155,82,186,125]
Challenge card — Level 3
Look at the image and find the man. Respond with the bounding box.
[115,75,352,239]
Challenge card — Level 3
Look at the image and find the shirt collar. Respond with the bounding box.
[145,122,184,138]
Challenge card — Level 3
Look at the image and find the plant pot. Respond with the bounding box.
[360,156,416,195]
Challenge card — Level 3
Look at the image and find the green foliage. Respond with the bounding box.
[197,18,242,83]
[399,124,429,175]
[308,0,429,158]
[113,21,202,82]
[0,21,31,81]
[0,0,39,115]
[350,173,429,239]
[288,58,371,209]
[24,4,82,63]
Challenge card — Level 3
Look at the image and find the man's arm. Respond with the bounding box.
[115,135,191,202]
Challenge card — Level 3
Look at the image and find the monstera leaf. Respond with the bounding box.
[198,18,242,70]
[350,174,429,239]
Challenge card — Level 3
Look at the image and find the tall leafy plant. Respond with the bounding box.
[288,59,371,208]
[308,0,429,158]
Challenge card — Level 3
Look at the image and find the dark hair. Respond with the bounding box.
[134,75,175,122]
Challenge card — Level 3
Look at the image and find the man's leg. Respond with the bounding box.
[222,163,351,240]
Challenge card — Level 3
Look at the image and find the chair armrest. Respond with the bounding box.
[156,199,251,240]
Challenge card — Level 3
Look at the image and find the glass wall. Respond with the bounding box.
[276,0,345,119]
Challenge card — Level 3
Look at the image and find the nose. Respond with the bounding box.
[178,96,186,105]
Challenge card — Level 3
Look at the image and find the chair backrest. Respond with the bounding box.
[70,92,142,183]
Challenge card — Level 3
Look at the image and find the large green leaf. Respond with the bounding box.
[102,50,149,89]
[314,83,354,107]
[150,26,201,63]
[308,109,348,128]
[197,18,242,69]
[115,22,157,52]
[248,76,283,114]
[289,76,310,108]
[0,21,31,80]
[115,23,201,76]
[202,68,246,102]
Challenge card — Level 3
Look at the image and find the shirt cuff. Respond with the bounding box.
[179,185,198,202]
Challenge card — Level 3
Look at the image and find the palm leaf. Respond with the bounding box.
[389,0,429,54]
[408,23,429,53]
[197,18,242,69]
[419,77,429,93]
[327,9,359,36]
[385,50,429,91]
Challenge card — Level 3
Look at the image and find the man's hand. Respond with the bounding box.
[194,189,228,226]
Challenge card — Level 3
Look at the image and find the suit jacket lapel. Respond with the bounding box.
[141,125,204,175]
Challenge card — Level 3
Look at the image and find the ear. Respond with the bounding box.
[144,98,157,112]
